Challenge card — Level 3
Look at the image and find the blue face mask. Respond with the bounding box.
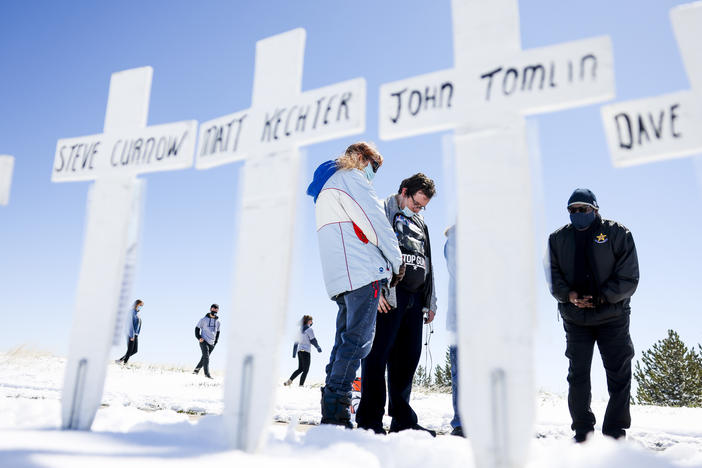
[570,211,596,230]
[363,163,375,182]
[136,305,142,312]
[401,206,415,217]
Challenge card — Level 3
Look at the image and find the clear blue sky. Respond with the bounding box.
[1,0,700,399]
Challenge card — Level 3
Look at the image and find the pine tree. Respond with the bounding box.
[634,330,702,407]
[433,347,453,388]
[413,364,428,387]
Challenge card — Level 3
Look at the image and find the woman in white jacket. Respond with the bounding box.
[307,142,404,427]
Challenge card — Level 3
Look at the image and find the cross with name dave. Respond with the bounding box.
[0,155,14,206]
[52,67,197,431]
[601,2,702,167]
[379,1,614,467]
[194,28,365,452]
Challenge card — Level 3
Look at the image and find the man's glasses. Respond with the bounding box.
[410,194,426,211]
[568,206,592,214]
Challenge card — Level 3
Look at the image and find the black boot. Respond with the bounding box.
[573,430,593,443]
[389,421,436,438]
[320,387,353,429]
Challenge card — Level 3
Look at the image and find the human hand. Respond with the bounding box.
[378,295,392,313]
[130,337,135,342]
[569,291,595,309]
[316,346,322,353]
[390,264,406,288]
[424,309,436,324]
[199,338,204,343]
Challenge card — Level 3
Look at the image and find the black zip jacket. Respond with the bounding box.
[548,216,639,326]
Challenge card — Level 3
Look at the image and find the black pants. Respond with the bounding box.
[120,336,139,364]
[195,341,215,376]
[289,350,311,385]
[356,289,424,431]
[563,315,634,436]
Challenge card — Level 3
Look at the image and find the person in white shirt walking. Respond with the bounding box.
[193,303,221,379]
[285,315,322,386]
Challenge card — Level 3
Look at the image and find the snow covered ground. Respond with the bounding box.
[1,349,701,467]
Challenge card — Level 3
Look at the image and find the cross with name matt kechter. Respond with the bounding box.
[52,67,197,431]
[0,155,14,206]
[601,1,702,168]
[194,28,365,452]
[378,1,615,467]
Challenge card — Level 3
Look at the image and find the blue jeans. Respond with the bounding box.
[325,280,384,395]
[450,345,462,428]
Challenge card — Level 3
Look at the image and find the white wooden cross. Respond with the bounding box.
[379,1,615,467]
[194,28,365,452]
[53,67,197,430]
[0,155,14,206]
[601,2,702,167]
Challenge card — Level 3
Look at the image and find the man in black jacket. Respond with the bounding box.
[356,173,437,436]
[547,188,638,443]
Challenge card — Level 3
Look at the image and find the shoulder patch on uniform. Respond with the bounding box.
[594,233,608,244]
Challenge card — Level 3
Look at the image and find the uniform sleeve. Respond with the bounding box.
[345,172,403,274]
[547,234,571,303]
[195,326,201,340]
[599,227,639,304]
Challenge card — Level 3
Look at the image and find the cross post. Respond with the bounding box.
[379,1,615,467]
[194,28,365,452]
[0,155,14,206]
[53,67,197,430]
[601,2,702,167]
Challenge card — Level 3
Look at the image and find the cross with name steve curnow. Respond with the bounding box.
[53,67,197,431]
[0,155,14,206]
[601,2,702,167]
[194,28,365,452]
[378,1,615,468]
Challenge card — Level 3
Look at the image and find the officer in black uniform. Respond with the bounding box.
[356,173,438,436]
[547,188,639,443]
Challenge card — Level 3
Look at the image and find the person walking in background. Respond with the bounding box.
[307,142,404,428]
[284,315,322,387]
[193,303,221,379]
[443,225,464,437]
[356,173,437,436]
[546,188,639,443]
[116,299,143,365]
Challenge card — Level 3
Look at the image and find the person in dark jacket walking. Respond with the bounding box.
[356,173,437,436]
[284,315,322,387]
[546,188,639,443]
[193,304,221,379]
[116,299,143,365]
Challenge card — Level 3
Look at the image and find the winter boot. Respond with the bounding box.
[192,368,200,375]
[320,387,353,429]
[389,421,436,438]
[283,379,292,386]
[450,426,465,437]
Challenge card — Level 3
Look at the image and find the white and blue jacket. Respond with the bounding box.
[195,315,221,346]
[128,308,142,339]
[308,161,403,299]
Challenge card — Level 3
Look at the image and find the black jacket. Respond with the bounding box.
[548,216,639,326]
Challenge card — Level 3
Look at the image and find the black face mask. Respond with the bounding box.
[570,211,596,230]
[210,311,218,317]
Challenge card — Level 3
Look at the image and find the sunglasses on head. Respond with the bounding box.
[568,206,592,214]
